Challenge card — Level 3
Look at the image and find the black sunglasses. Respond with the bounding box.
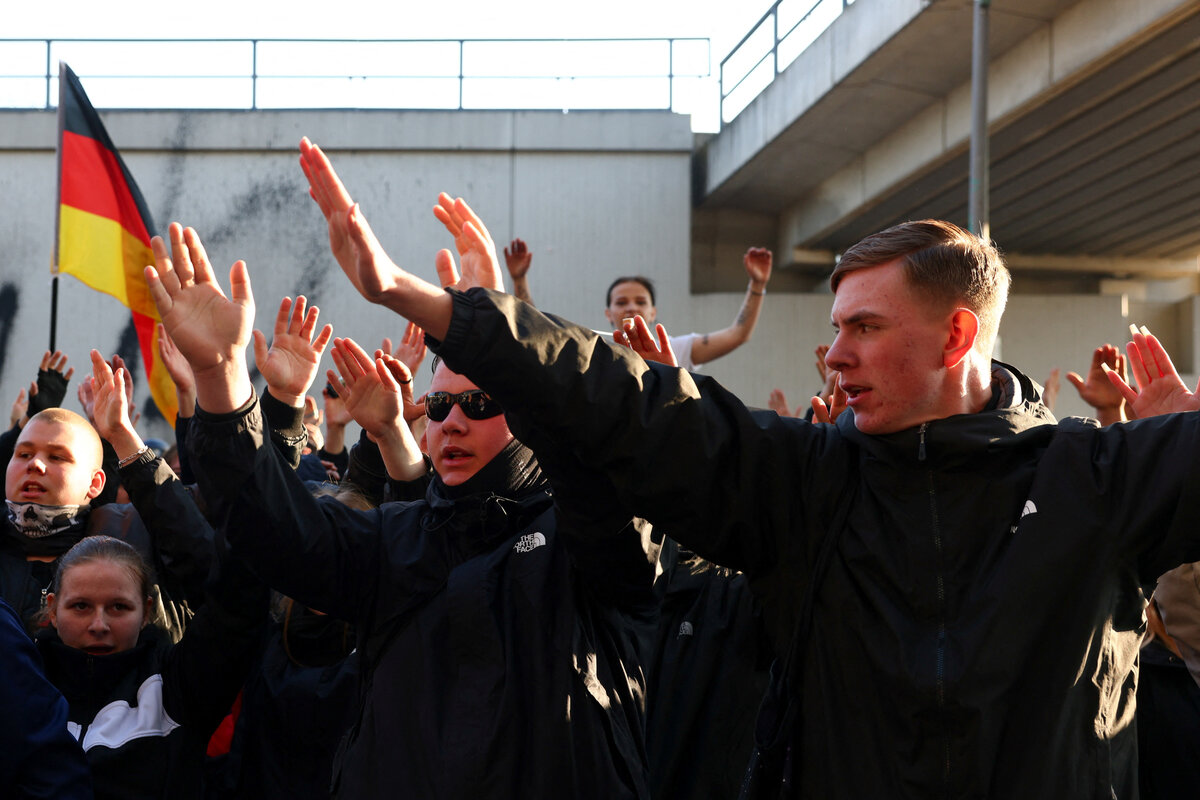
[424,390,504,422]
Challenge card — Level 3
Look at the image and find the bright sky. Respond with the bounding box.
[7,0,772,54]
[5,0,846,131]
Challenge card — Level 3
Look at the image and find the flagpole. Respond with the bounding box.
[50,61,66,352]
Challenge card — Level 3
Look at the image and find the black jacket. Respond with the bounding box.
[214,601,360,800]
[432,287,1200,799]
[0,597,91,799]
[643,538,771,800]
[188,394,657,799]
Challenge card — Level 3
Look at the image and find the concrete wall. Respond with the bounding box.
[0,108,695,441]
[0,107,1170,447]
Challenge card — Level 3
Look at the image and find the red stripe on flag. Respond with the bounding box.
[133,310,157,385]
[60,130,152,246]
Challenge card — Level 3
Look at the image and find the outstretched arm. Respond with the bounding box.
[1105,325,1200,418]
[299,138,460,337]
[689,247,772,366]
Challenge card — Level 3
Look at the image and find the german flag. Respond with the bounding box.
[55,62,177,424]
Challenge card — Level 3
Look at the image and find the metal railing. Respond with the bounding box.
[719,0,851,126]
[0,37,710,113]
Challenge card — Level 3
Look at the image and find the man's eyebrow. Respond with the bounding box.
[831,310,887,327]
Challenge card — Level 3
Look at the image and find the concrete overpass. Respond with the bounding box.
[696,0,1200,287]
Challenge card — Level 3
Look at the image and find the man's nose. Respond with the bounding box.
[441,405,469,432]
[825,337,850,372]
[28,457,47,474]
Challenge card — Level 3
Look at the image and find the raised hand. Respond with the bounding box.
[388,321,428,376]
[88,350,144,459]
[27,350,75,416]
[811,382,848,425]
[432,193,504,292]
[1042,367,1061,412]
[9,387,27,429]
[504,238,532,280]
[744,247,773,287]
[145,223,255,414]
[327,338,425,481]
[323,383,353,429]
[1106,325,1200,418]
[157,323,196,417]
[328,338,399,437]
[110,355,141,430]
[252,296,333,408]
[298,138,453,337]
[768,389,795,418]
[1066,345,1125,423]
[76,379,96,425]
[299,137,407,302]
[378,354,426,425]
[615,315,678,368]
[814,344,830,382]
[157,324,195,394]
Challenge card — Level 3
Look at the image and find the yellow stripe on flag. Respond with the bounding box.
[58,204,157,318]
[58,205,179,424]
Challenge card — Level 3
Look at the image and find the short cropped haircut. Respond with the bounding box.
[605,276,656,307]
[25,408,104,471]
[831,220,1010,352]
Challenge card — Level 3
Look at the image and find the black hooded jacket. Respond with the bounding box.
[430,286,1200,799]
[187,393,657,799]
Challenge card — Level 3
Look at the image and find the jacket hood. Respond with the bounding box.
[838,361,1059,466]
[423,438,553,558]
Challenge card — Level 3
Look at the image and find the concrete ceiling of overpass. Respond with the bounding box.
[699,0,1200,269]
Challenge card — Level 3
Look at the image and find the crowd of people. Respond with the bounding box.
[2,136,1199,799]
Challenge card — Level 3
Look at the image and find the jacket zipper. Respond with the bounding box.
[919,422,952,793]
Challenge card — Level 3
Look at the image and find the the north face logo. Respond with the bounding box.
[513,532,547,553]
[677,621,694,639]
[1011,500,1038,534]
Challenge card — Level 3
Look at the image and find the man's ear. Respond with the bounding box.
[944,308,980,368]
[87,467,106,500]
